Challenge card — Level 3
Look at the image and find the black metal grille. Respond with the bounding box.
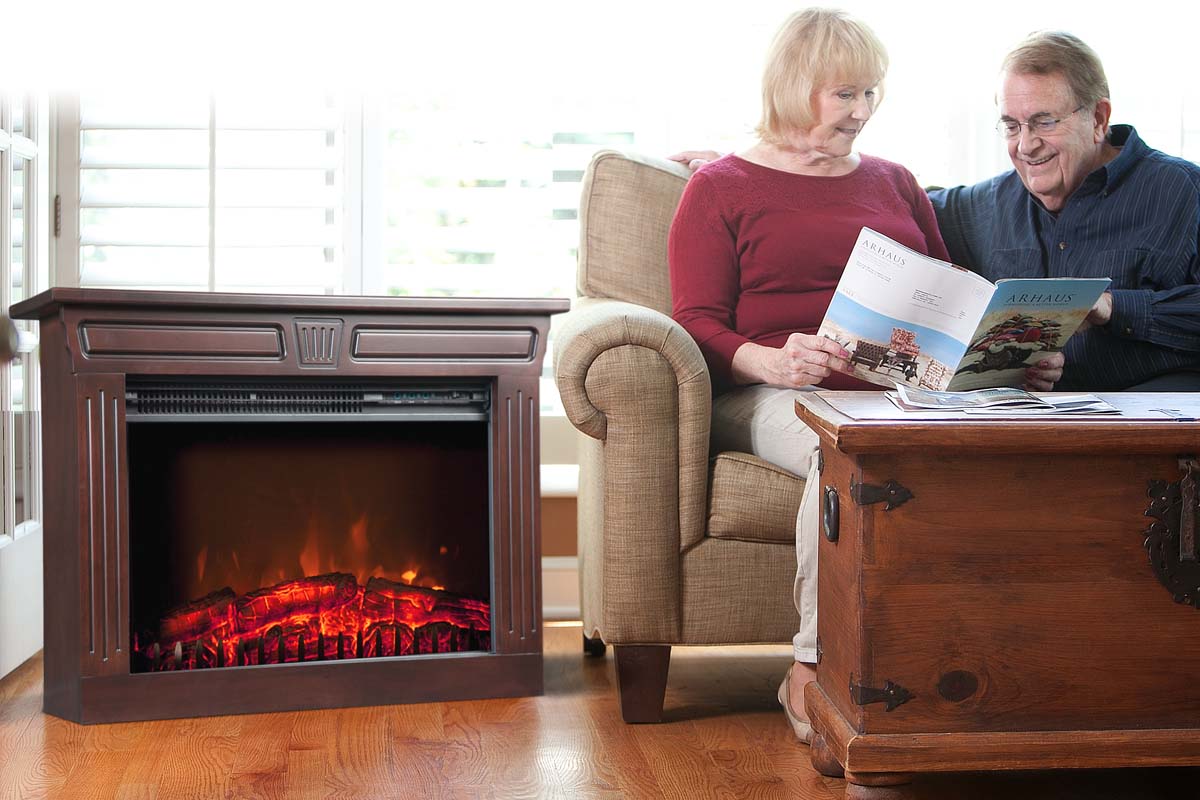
[127,383,367,416]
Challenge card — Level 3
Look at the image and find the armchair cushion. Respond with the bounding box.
[578,150,690,315]
[706,452,804,545]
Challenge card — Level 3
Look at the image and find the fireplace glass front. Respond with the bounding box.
[125,381,493,673]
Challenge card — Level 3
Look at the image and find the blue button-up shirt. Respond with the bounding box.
[929,125,1200,391]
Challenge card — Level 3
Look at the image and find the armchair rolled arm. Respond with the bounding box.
[553,297,711,442]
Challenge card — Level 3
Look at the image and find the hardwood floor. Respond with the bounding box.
[1,622,1196,799]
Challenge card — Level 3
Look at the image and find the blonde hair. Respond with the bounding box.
[756,8,889,144]
[1002,31,1110,109]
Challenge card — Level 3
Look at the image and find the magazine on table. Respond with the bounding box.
[816,228,1110,391]
[887,385,1119,415]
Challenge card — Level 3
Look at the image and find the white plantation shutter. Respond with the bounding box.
[1,94,44,541]
[72,92,343,294]
[1,93,47,681]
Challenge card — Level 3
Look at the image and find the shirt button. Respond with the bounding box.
[1058,241,1067,251]
[1124,327,1134,335]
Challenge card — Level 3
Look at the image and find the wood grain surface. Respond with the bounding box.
[796,393,1200,454]
[2,624,1198,799]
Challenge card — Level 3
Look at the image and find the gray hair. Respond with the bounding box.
[1002,31,1110,108]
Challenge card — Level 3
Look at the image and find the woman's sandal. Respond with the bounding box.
[777,667,814,745]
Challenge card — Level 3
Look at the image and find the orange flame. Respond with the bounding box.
[298,524,321,579]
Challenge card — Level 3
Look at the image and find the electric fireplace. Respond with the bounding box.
[11,289,567,723]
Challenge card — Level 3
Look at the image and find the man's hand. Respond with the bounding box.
[732,335,851,388]
[1023,350,1065,392]
[668,150,723,172]
[1079,291,1113,330]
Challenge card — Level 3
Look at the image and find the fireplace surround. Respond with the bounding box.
[11,288,567,723]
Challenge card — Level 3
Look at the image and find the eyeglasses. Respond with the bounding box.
[996,106,1085,138]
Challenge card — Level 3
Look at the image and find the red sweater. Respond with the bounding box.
[669,154,950,392]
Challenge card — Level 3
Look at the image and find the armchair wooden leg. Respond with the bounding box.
[583,632,607,657]
[614,645,671,723]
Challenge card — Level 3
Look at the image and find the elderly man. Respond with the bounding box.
[929,31,1200,391]
[673,31,1200,391]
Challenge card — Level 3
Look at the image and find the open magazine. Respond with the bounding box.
[817,228,1110,391]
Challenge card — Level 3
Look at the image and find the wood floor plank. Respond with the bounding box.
[325,706,398,799]
[109,717,172,800]
[285,710,335,800]
[231,712,294,777]
[2,625,1199,799]
[385,701,449,798]
[153,716,240,800]
[0,711,85,800]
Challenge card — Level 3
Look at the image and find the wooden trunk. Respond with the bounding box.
[796,393,1200,797]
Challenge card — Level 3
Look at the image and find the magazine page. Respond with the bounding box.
[961,395,1119,415]
[946,277,1111,390]
[892,385,1117,415]
[893,385,1043,409]
[817,228,995,390]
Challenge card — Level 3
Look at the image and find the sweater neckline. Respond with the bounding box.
[728,152,870,181]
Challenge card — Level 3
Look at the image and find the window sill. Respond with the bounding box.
[541,464,579,498]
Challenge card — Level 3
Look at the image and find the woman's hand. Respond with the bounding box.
[732,335,852,388]
[1023,350,1065,391]
[668,150,724,172]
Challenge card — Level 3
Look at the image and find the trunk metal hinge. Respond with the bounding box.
[1144,457,1200,607]
[849,478,913,510]
[850,676,915,711]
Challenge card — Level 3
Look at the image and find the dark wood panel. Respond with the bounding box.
[294,317,343,367]
[353,328,535,360]
[78,653,542,724]
[39,314,83,722]
[80,323,285,359]
[490,376,544,657]
[76,374,129,678]
[57,306,552,378]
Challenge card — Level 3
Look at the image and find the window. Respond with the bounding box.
[1,93,45,544]
[62,93,343,294]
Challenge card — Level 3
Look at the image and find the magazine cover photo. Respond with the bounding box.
[820,293,967,390]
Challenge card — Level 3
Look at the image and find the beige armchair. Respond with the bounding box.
[554,151,805,723]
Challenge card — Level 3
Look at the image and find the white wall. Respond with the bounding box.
[0,528,43,678]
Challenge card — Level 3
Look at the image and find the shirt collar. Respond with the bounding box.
[1092,124,1147,192]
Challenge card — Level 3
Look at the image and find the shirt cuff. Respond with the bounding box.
[702,330,753,391]
[1108,289,1153,340]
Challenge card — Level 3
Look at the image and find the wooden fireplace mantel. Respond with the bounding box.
[12,288,569,724]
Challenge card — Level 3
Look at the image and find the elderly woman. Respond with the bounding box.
[668,8,948,743]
